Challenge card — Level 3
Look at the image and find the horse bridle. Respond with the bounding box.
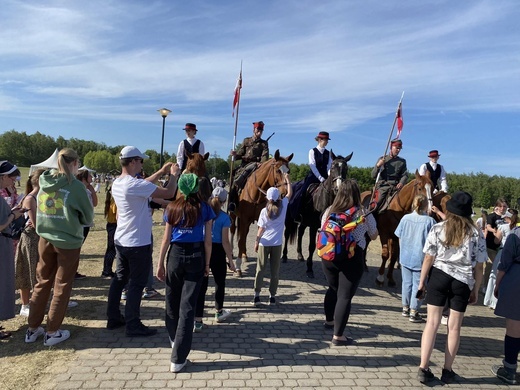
[245,160,288,204]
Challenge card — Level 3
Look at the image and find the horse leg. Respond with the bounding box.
[297,224,305,261]
[376,243,389,287]
[282,228,289,263]
[386,239,399,288]
[306,224,318,279]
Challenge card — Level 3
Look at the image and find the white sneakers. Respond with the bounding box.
[25,327,70,346]
[19,305,30,317]
[215,309,232,323]
[170,359,189,373]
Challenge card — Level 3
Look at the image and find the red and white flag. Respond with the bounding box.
[396,102,403,138]
[232,70,242,117]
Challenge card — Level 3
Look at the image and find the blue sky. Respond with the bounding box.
[1,0,520,177]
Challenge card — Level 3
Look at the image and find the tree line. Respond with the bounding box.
[1,129,519,209]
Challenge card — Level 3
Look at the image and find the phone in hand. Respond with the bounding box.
[416,289,425,299]
[279,165,289,174]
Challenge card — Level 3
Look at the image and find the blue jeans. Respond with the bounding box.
[106,245,152,330]
[401,265,421,311]
[165,242,205,364]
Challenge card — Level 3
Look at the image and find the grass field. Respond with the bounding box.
[0,167,168,390]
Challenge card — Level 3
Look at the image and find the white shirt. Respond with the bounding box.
[177,137,205,170]
[418,161,448,192]
[308,146,332,182]
[257,197,289,246]
[112,175,157,247]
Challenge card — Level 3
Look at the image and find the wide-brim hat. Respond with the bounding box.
[119,146,149,160]
[316,131,331,140]
[183,123,197,131]
[446,191,473,217]
[428,150,440,158]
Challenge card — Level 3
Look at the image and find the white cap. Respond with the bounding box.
[503,210,513,218]
[119,146,149,160]
[212,187,228,202]
[266,187,280,201]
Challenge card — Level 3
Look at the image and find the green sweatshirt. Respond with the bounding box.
[36,169,94,249]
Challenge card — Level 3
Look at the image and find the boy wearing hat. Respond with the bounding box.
[418,150,448,193]
[371,138,408,212]
[106,146,180,337]
[228,121,269,212]
[176,123,206,172]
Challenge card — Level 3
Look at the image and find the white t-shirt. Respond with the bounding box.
[257,197,289,247]
[112,175,157,247]
[423,221,487,289]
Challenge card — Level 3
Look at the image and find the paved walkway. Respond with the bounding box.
[48,246,509,389]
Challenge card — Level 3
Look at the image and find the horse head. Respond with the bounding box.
[412,170,433,212]
[254,149,294,197]
[329,150,353,192]
[185,152,209,177]
[390,170,433,213]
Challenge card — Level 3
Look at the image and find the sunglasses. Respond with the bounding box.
[134,158,144,163]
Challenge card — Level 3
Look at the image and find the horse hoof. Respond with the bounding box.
[297,255,304,262]
[306,271,315,279]
[282,257,287,263]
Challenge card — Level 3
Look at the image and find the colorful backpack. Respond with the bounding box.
[316,206,365,261]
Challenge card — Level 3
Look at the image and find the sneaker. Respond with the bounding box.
[170,359,189,373]
[441,368,458,384]
[409,312,424,323]
[193,321,204,333]
[74,272,87,280]
[44,329,70,346]
[126,323,157,337]
[19,304,30,317]
[251,296,261,307]
[25,326,45,343]
[121,289,127,300]
[101,271,115,279]
[215,309,231,323]
[68,301,78,308]
[269,296,276,305]
[417,367,435,383]
[234,269,242,277]
[492,365,517,385]
[402,307,410,317]
[142,288,159,299]
[441,315,448,325]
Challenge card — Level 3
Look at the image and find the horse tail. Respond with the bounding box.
[284,213,298,244]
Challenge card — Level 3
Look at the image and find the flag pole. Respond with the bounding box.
[368,91,405,208]
[228,62,242,200]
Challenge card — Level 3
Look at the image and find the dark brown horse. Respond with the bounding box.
[361,170,434,287]
[281,151,353,278]
[231,150,294,261]
[175,152,210,200]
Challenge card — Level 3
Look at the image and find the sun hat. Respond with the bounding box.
[446,191,473,217]
[178,173,199,199]
[266,187,280,201]
[119,146,149,160]
[0,161,18,175]
[212,187,228,202]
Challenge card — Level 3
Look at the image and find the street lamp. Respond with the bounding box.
[157,108,172,167]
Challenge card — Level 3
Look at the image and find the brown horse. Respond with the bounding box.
[361,170,434,287]
[231,150,294,261]
[431,191,450,222]
[175,152,210,200]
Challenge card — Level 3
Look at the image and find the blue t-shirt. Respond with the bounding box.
[394,211,436,271]
[212,210,231,244]
[168,202,215,243]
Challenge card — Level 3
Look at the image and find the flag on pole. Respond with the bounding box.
[232,70,242,117]
[396,102,403,138]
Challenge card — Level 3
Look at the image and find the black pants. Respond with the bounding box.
[322,246,364,337]
[103,223,117,274]
[196,243,228,316]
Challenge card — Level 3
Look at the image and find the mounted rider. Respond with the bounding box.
[228,121,269,212]
[418,150,448,193]
[371,138,408,213]
[289,131,333,222]
[176,123,205,172]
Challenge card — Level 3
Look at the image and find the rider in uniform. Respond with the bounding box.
[371,138,408,213]
[418,150,448,193]
[289,131,332,222]
[228,121,269,211]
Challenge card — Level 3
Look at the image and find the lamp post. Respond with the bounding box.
[157,108,172,167]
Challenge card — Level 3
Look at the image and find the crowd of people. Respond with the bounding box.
[0,126,519,385]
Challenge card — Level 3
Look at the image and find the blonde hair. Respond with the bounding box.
[266,199,282,220]
[442,211,475,248]
[412,194,428,214]
[56,148,80,184]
